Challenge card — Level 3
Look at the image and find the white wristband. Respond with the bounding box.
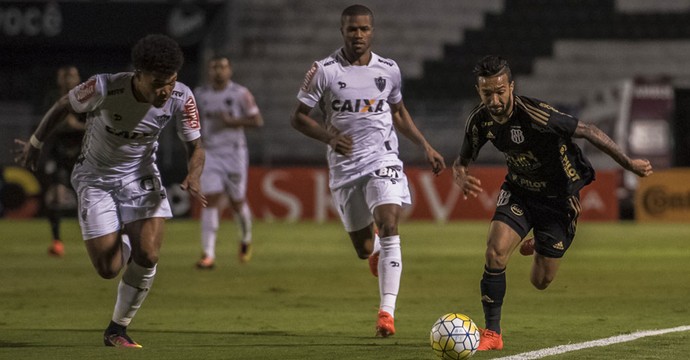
[29,134,44,149]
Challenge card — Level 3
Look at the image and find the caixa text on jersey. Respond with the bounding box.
[331,99,386,113]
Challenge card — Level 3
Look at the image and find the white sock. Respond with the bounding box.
[121,233,131,265]
[201,207,219,259]
[236,202,252,244]
[372,232,381,255]
[112,262,156,327]
[378,235,401,317]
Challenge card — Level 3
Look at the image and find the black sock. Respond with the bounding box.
[48,209,61,241]
[480,266,506,334]
[105,320,126,335]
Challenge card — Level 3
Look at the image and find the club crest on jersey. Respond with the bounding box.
[374,77,386,92]
[510,128,525,144]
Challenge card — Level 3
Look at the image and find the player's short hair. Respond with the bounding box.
[209,53,232,66]
[473,55,512,82]
[131,34,184,76]
[341,4,374,26]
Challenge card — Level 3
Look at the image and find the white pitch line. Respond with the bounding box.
[493,325,690,360]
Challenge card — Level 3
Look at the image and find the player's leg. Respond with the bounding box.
[530,194,581,290]
[197,192,223,269]
[102,217,163,349]
[228,162,252,262]
[46,183,65,257]
[198,157,226,268]
[482,220,522,334]
[102,174,171,348]
[479,185,532,351]
[229,197,253,263]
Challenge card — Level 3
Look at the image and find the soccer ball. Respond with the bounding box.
[430,313,481,360]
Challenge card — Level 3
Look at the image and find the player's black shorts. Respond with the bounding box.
[491,182,581,258]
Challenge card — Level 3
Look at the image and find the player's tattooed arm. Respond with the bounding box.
[181,137,207,207]
[573,121,653,177]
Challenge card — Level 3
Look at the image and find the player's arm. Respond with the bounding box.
[390,100,445,175]
[452,155,483,200]
[13,94,75,171]
[573,121,653,177]
[180,137,207,207]
[290,101,353,156]
[221,112,264,128]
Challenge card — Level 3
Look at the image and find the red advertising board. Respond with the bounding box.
[195,166,620,222]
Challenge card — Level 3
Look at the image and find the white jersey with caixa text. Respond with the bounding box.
[297,49,404,189]
[68,72,201,179]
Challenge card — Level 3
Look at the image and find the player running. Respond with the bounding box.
[291,4,445,337]
[194,55,263,268]
[14,34,206,348]
[452,55,653,351]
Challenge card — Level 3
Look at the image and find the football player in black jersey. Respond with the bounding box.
[452,55,653,351]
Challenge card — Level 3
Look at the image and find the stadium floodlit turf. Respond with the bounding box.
[1,219,689,360]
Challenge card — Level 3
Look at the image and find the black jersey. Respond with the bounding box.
[460,95,595,198]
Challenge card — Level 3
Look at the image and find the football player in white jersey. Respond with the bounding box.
[14,34,207,348]
[291,5,445,337]
[193,55,263,268]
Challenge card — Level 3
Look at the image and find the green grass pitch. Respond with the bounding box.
[1,219,689,359]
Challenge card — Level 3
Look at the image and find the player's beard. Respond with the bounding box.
[488,96,512,119]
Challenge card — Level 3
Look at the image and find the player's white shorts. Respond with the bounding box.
[331,166,411,232]
[72,171,172,240]
[200,148,248,201]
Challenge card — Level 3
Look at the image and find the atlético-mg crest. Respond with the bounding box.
[375,77,386,92]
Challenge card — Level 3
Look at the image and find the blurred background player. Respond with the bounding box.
[452,55,653,351]
[14,34,206,348]
[39,65,85,257]
[194,54,263,269]
[291,4,445,337]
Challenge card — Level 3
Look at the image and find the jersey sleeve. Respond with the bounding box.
[546,107,579,138]
[175,86,202,142]
[388,64,403,105]
[241,88,260,116]
[68,74,107,113]
[297,62,327,108]
[459,111,488,161]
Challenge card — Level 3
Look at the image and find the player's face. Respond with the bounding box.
[209,58,232,85]
[136,71,178,108]
[341,15,373,59]
[476,73,514,121]
[57,67,81,93]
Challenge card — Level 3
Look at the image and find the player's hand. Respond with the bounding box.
[328,132,353,156]
[181,176,207,207]
[452,163,483,199]
[629,158,653,177]
[12,138,41,172]
[424,146,446,176]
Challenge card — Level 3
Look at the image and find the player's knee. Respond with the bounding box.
[95,266,120,280]
[531,276,553,290]
[354,245,371,259]
[376,222,398,238]
[485,249,509,269]
[132,252,158,268]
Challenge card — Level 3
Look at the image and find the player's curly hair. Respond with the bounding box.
[473,55,512,82]
[341,4,374,26]
[131,34,184,75]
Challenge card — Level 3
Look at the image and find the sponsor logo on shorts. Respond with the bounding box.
[553,241,565,250]
[510,204,524,216]
[497,189,511,206]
